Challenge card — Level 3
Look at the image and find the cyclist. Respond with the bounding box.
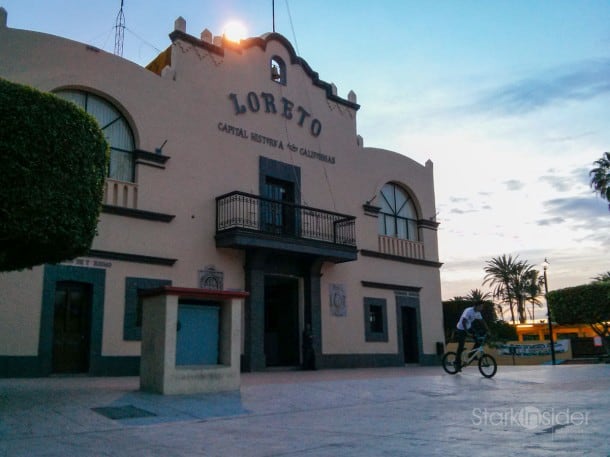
[455,301,489,372]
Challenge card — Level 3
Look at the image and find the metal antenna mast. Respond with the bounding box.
[272,0,275,32]
[114,0,125,56]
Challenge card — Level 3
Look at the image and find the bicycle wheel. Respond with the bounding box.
[478,354,497,378]
[442,352,459,374]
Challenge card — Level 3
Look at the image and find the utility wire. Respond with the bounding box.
[283,0,337,212]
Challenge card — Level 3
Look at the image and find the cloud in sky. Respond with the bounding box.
[504,179,525,191]
[540,174,577,192]
[541,195,610,244]
[537,217,565,226]
[472,59,610,116]
[543,195,608,220]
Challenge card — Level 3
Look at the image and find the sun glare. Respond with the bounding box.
[223,20,247,43]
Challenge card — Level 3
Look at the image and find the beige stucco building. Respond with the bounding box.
[0,9,444,377]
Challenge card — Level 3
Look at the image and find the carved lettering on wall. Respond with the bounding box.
[229,91,322,137]
[217,121,335,164]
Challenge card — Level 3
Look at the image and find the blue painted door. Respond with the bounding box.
[176,303,220,366]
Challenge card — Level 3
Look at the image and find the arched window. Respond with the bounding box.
[377,183,419,241]
[270,56,286,84]
[55,90,135,182]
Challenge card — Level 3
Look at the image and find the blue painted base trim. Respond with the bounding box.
[2,353,439,377]
[419,354,441,366]
[317,353,440,370]
[91,356,140,376]
[0,356,140,378]
[0,357,45,377]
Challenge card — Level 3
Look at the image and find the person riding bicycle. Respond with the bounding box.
[455,301,489,371]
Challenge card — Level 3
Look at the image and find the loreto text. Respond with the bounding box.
[228,92,322,137]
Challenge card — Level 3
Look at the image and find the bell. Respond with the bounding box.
[271,65,281,81]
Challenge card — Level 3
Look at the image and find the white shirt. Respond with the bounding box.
[456,306,482,331]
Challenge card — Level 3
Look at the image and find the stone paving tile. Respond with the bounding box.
[0,365,609,456]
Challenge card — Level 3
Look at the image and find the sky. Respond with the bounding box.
[2,1,609,318]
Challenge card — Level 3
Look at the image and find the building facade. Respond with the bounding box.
[0,10,444,377]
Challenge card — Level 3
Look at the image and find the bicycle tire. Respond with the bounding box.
[442,351,459,375]
[478,354,497,378]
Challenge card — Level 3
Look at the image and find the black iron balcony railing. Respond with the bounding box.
[216,191,356,247]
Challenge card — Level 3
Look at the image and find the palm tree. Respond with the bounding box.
[483,255,521,324]
[592,272,610,283]
[464,288,491,302]
[495,303,505,321]
[483,255,543,324]
[590,152,610,210]
[523,269,544,321]
[510,263,541,324]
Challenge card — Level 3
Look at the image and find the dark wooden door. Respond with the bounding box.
[53,282,92,373]
[401,307,420,363]
[264,276,299,366]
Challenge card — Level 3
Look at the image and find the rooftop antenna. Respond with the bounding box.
[272,0,275,32]
[114,0,125,56]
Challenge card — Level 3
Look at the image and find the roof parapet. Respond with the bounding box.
[174,16,186,33]
[200,28,212,44]
[1,7,7,29]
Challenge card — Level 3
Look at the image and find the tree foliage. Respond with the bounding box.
[589,151,610,210]
[483,254,541,324]
[483,254,520,323]
[548,282,610,355]
[592,272,610,283]
[0,79,108,271]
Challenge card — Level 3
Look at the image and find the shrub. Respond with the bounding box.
[0,78,108,271]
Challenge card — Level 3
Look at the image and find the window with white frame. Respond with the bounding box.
[55,90,135,182]
[377,183,419,241]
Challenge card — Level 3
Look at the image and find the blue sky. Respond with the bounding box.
[2,1,609,314]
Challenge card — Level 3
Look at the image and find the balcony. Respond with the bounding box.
[378,235,424,259]
[104,178,138,209]
[215,191,357,263]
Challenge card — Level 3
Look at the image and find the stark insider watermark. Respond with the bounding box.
[472,406,590,431]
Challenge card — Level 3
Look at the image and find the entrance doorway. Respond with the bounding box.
[52,281,92,373]
[401,306,420,363]
[264,276,300,367]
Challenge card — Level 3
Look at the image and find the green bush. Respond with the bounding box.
[548,283,610,326]
[0,78,108,271]
[548,282,610,356]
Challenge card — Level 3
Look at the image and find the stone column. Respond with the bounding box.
[305,258,324,369]
[243,249,267,371]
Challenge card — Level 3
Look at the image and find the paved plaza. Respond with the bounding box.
[0,364,609,456]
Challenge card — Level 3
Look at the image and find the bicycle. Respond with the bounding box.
[442,334,497,378]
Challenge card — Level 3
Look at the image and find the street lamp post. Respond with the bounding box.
[542,258,556,365]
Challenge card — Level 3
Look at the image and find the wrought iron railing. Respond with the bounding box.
[216,191,356,247]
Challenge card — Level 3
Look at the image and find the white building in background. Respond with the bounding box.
[0,9,444,377]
